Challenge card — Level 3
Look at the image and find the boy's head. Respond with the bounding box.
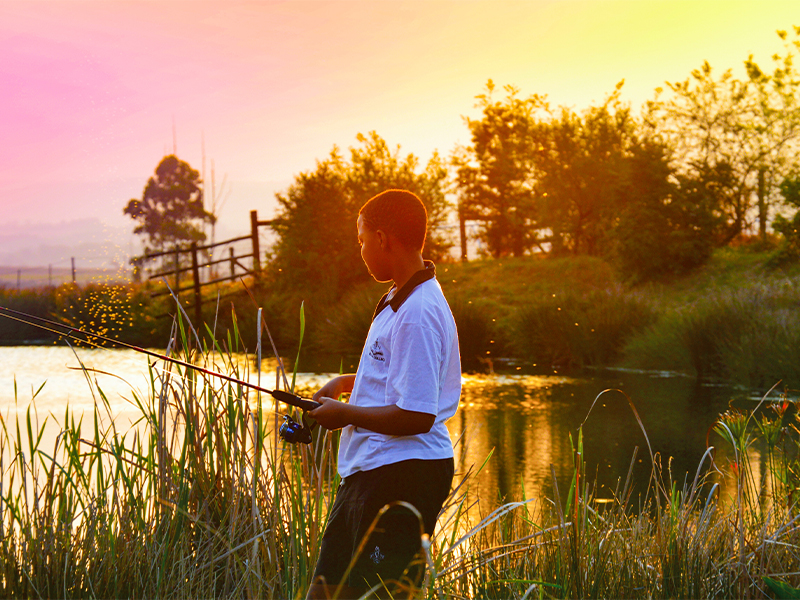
[358,189,428,252]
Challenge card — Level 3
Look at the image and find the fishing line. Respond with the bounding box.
[0,305,320,412]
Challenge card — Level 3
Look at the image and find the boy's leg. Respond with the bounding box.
[348,458,454,592]
[308,478,364,598]
[308,458,453,597]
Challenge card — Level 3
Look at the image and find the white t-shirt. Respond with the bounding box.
[337,272,461,478]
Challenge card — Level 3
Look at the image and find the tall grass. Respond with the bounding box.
[624,280,800,388]
[5,301,800,598]
[511,288,654,368]
[0,308,337,598]
[428,389,800,599]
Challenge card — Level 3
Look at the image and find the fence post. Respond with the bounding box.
[17,270,21,292]
[71,257,76,283]
[174,248,180,293]
[251,210,261,272]
[459,206,468,262]
[229,247,236,279]
[191,242,202,327]
[49,264,53,288]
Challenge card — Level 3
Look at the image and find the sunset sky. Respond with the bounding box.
[1,0,798,263]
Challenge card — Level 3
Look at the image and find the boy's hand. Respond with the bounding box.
[312,374,356,403]
[308,396,352,431]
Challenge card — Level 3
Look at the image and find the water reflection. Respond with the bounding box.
[0,347,762,514]
[448,370,751,513]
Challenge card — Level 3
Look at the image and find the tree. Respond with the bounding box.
[772,174,800,263]
[612,141,723,280]
[645,28,800,244]
[534,85,638,256]
[268,132,451,303]
[124,155,214,253]
[453,81,548,257]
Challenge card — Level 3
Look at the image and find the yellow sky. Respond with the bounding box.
[0,0,798,242]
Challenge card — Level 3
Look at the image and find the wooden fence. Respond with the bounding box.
[132,210,272,324]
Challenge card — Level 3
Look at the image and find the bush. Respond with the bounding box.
[512,288,654,368]
[624,282,800,389]
[0,286,58,343]
[314,283,385,357]
[447,296,495,371]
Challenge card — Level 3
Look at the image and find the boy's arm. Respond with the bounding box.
[312,374,356,402]
[308,398,435,436]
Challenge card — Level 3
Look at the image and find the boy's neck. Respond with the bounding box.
[390,252,426,291]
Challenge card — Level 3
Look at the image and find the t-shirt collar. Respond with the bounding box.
[372,260,436,321]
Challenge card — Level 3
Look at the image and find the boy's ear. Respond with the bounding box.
[376,229,389,250]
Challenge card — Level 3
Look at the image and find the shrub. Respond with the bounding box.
[0,286,58,342]
[314,283,386,357]
[625,282,800,389]
[512,288,654,368]
[447,296,494,371]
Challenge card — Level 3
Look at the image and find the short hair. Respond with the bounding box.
[359,189,428,251]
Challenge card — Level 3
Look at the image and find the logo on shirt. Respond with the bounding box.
[370,545,385,564]
[369,340,385,362]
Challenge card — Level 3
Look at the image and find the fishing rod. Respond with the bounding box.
[0,305,321,413]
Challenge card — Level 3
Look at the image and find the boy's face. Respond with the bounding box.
[357,215,392,283]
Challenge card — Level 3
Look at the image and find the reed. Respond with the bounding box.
[4,303,800,598]
[0,305,337,598]
[624,280,800,388]
[511,288,654,368]
[427,389,800,599]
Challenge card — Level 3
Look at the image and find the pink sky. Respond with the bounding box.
[1,0,798,258]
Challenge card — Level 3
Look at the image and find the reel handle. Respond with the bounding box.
[271,389,321,412]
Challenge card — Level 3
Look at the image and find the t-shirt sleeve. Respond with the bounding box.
[386,322,443,415]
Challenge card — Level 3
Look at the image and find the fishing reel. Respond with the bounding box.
[279,412,315,445]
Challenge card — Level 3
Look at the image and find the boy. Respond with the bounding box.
[306,189,461,599]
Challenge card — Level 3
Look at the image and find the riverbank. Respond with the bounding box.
[2,245,799,389]
[2,325,800,598]
[437,246,800,391]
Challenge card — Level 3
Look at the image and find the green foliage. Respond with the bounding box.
[646,28,800,244]
[446,296,494,371]
[0,287,57,342]
[267,132,451,309]
[772,174,800,265]
[453,80,718,280]
[535,83,638,257]
[624,281,800,388]
[124,155,214,253]
[512,288,654,368]
[314,282,385,357]
[613,143,723,281]
[454,81,547,257]
[764,577,800,600]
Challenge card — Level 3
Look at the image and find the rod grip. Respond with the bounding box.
[271,389,321,412]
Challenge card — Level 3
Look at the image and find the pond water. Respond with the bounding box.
[0,346,767,512]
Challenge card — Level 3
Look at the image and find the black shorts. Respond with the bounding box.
[311,457,454,591]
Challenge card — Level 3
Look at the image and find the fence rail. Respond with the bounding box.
[132,210,272,324]
[0,258,130,291]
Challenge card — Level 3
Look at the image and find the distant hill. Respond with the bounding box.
[0,265,130,290]
[0,183,287,289]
